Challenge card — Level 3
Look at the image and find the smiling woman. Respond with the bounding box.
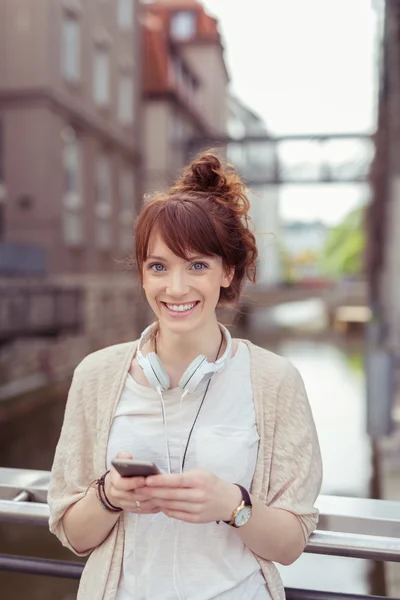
[48,151,322,600]
[135,151,257,304]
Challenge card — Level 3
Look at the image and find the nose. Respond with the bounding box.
[166,269,190,298]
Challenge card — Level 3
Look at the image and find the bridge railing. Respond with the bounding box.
[0,284,84,343]
[0,468,399,599]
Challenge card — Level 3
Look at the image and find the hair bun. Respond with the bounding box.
[171,150,251,221]
[181,153,228,195]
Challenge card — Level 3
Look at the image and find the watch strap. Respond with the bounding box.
[223,484,252,525]
[235,484,252,507]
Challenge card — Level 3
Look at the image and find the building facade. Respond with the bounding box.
[0,0,141,274]
[367,0,400,400]
[141,0,229,194]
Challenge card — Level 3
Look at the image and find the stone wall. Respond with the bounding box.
[0,274,150,400]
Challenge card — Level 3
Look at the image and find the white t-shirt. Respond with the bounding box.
[106,342,271,600]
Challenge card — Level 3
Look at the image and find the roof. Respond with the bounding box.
[141,0,227,131]
[147,0,222,43]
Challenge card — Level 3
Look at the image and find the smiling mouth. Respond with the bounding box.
[161,301,200,313]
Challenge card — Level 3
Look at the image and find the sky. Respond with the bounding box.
[202,0,381,225]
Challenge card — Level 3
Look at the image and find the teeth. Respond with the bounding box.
[166,302,196,313]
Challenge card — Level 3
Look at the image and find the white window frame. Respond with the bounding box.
[62,14,81,81]
[170,11,195,41]
[93,46,110,106]
[118,73,134,125]
[117,0,134,30]
[95,153,112,249]
[119,167,134,252]
[62,129,84,246]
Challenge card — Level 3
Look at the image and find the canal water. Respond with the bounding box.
[0,300,375,599]
[250,299,374,595]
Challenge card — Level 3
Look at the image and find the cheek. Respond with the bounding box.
[142,275,156,298]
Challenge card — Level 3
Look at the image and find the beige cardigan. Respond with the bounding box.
[48,339,322,600]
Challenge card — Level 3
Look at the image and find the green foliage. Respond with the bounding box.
[320,206,365,277]
[277,240,295,282]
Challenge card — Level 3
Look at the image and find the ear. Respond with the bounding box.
[221,267,235,288]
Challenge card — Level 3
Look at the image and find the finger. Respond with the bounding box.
[158,500,203,514]
[146,473,192,488]
[113,490,152,505]
[110,475,147,492]
[129,503,161,515]
[115,451,133,459]
[126,500,158,512]
[162,510,201,523]
[143,487,203,502]
[130,490,157,502]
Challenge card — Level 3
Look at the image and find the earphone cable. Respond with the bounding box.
[154,328,224,472]
[157,387,172,474]
[180,332,224,471]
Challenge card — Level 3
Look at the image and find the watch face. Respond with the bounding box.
[234,506,252,527]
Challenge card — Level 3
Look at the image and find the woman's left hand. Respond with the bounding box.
[138,470,242,524]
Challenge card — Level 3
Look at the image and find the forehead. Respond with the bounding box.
[146,232,201,259]
[146,234,178,258]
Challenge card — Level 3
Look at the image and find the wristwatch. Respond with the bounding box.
[224,484,252,528]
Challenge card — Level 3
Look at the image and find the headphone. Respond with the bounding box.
[136,322,232,394]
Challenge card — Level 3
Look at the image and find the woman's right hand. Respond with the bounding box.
[105,452,161,514]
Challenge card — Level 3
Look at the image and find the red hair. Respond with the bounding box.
[134,152,258,304]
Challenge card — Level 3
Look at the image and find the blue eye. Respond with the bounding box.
[192,262,207,271]
[150,264,165,272]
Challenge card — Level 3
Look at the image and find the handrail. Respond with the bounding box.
[0,499,49,526]
[2,555,397,600]
[1,467,400,563]
[1,498,400,563]
[1,468,400,532]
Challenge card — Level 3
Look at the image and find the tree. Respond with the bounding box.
[320,206,365,277]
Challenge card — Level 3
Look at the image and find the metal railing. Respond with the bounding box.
[0,284,84,342]
[1,468,400,599]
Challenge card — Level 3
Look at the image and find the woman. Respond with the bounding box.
[48,152,322,600]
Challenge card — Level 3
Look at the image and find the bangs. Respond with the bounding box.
[141,200,224,263]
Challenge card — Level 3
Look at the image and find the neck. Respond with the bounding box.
[155,319,225,367]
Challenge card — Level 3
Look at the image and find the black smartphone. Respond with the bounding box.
[111,458,161,478]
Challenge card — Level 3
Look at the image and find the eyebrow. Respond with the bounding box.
[145,255,166,262]
[145,254,211,262]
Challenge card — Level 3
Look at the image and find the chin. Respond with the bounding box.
[156,309,207,336]
[159,316,201,335]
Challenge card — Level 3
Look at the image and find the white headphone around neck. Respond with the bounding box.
[136,322,232,394]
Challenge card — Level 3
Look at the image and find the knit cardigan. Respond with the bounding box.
[48,339,322,600]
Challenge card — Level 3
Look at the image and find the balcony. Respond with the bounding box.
[0,284,84,343]
[0,242,47,276]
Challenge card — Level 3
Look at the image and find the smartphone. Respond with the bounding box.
[111,458,161,478]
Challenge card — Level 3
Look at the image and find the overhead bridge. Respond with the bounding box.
[187,132,374,186]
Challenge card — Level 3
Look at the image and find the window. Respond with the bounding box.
[95,153,112,249]
[0,120,4,185]
[0,121,4,237]
[119,167,134,252]
[172,55,185,89]
[62,128,84,246]
[117,0,133,30]
[170,11,195,40]
[93,47,110,106]
[118,74,134,125]
[62,15,80,81]
[169,112,184,144]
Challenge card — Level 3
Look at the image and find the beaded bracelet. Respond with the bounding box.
[96,471,122,513]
